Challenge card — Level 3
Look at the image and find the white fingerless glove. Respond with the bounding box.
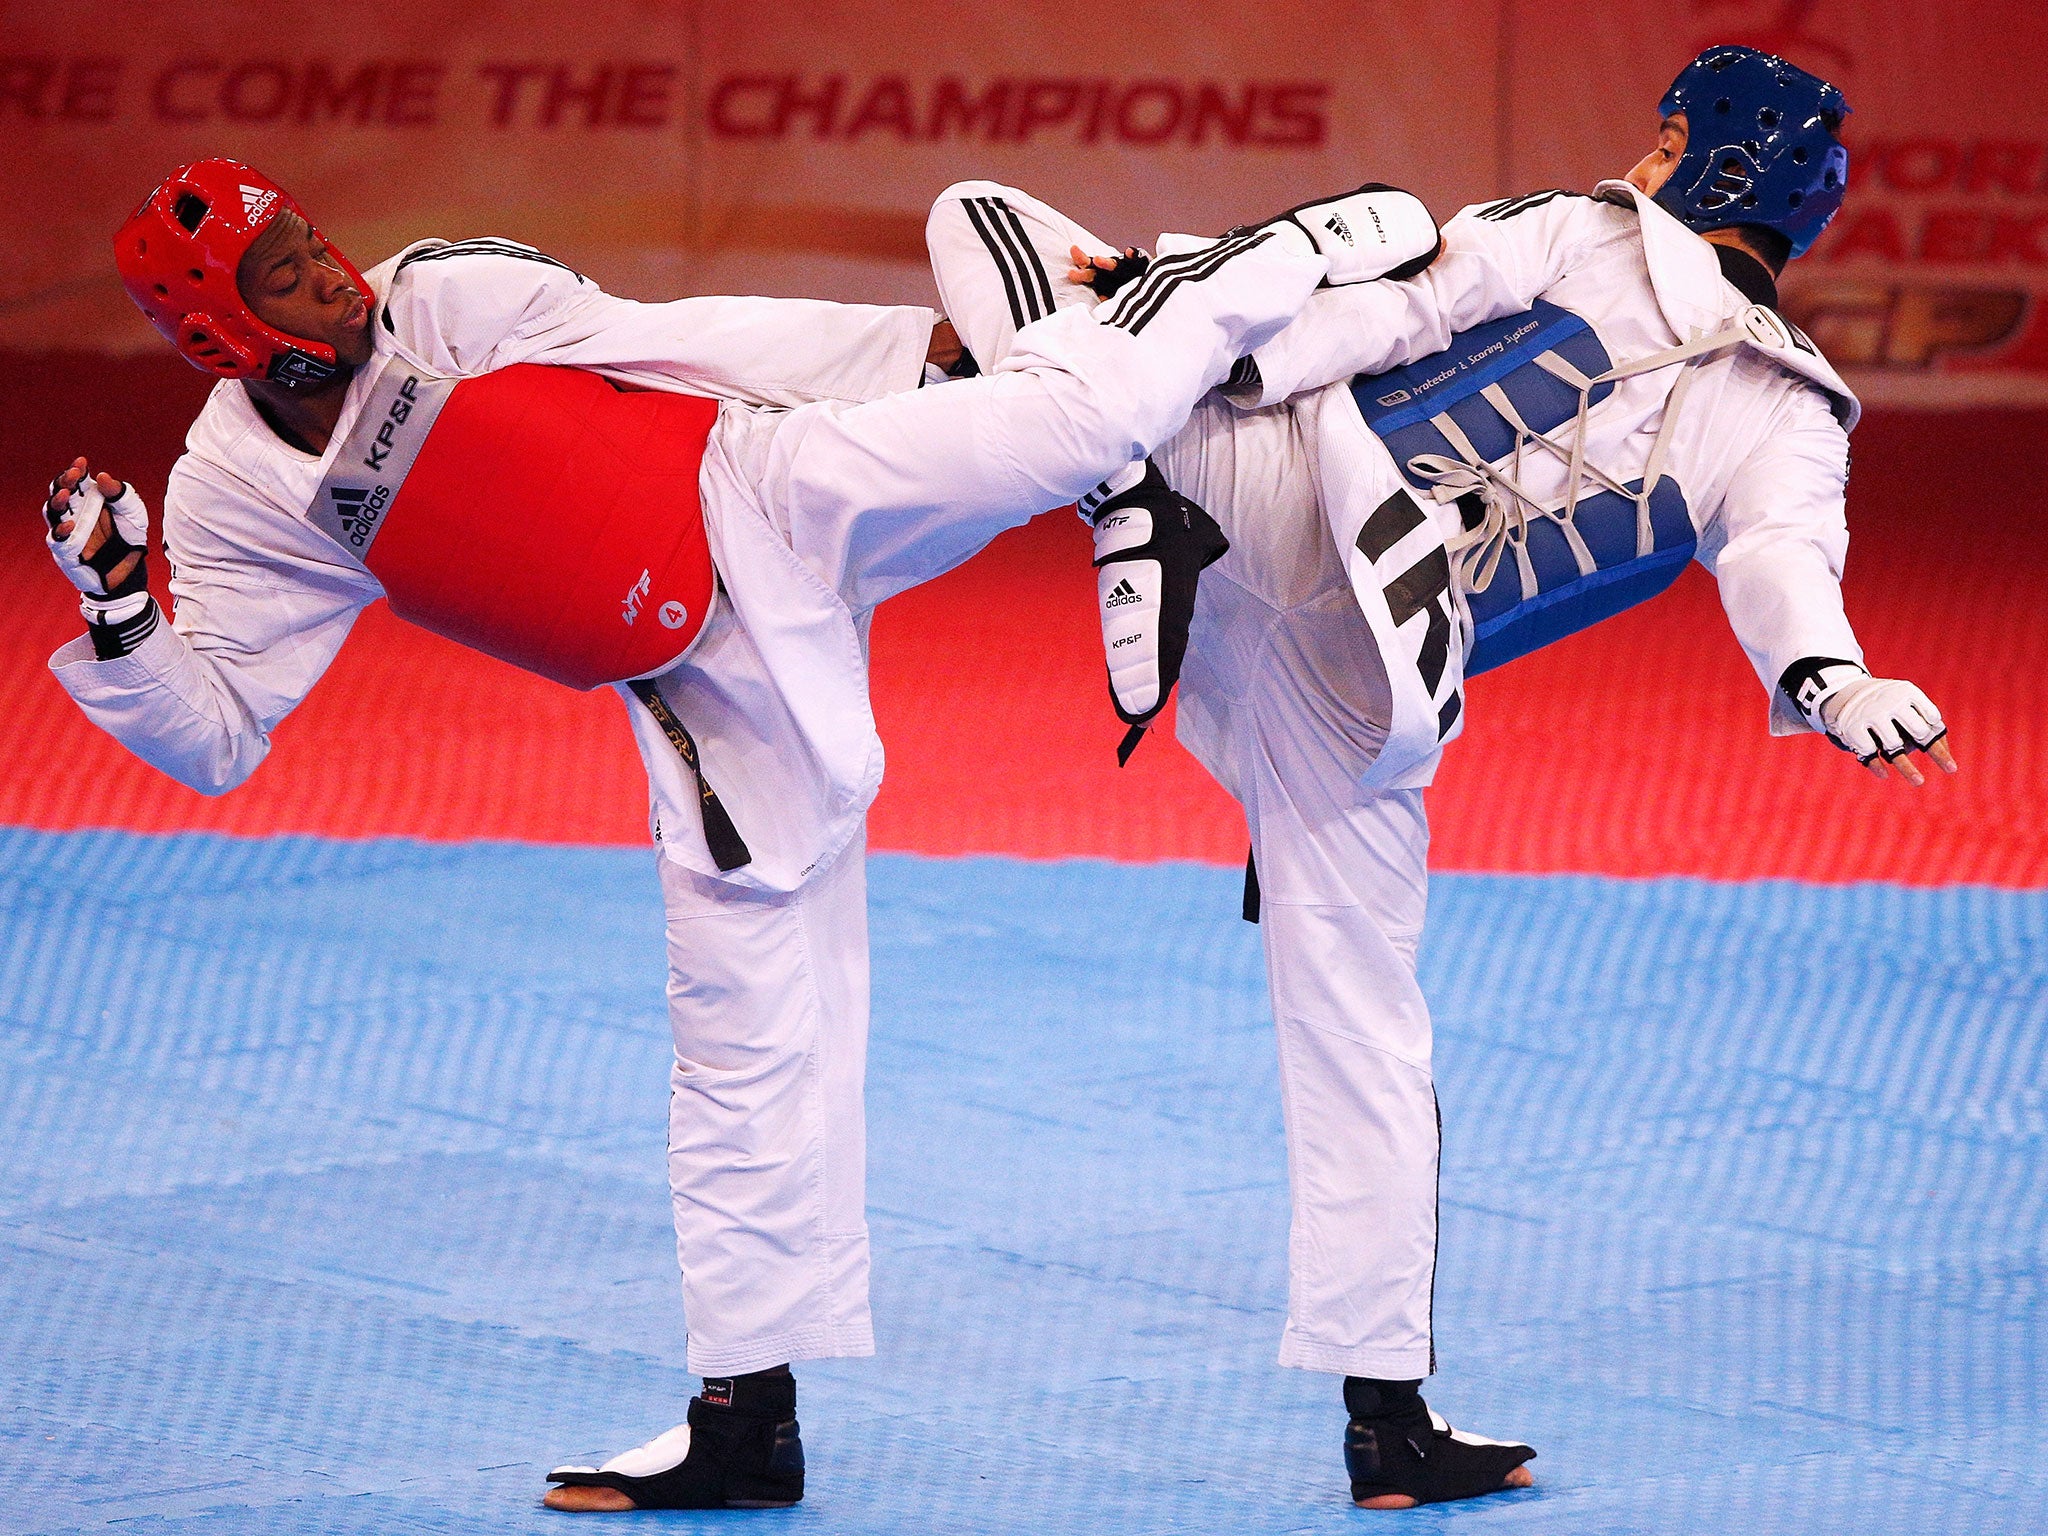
[1781,657,1947,763]
[44,476,160,657]
[45,476,151,616]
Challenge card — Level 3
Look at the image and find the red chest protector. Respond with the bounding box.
[311,362,720,691]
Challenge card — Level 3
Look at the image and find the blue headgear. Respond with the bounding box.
[1654,46,1850,259]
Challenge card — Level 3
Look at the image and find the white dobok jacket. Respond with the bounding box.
[1203,179,1863,791]
[50,244,935,890]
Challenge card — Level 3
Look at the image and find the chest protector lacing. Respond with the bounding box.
[1353,300,1774,675]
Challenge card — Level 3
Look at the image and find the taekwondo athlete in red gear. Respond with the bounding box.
[38,156,1345,1512]
[927,47,1953,1511]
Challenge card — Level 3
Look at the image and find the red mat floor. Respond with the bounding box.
[2,355,2038,886]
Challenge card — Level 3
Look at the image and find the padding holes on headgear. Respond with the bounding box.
[152,283,168,297]
[1653,44,1849,258]
[187,268,203,282]
[173,193,208,232]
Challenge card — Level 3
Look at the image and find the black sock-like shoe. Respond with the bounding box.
[546,1367,804,1509]
[1343,1377,1534,1508]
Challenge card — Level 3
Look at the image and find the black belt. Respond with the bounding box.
[626,679,753,872]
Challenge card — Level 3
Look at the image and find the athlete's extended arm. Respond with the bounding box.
[381,243,939,408]
[515,291,941,406]
[1225,194,1598,407]
[1700,387,1955,785]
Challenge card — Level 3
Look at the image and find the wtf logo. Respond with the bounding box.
[622,569,651,626]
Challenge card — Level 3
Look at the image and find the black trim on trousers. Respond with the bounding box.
[1107,231,1271,337]
[962,196,1055,332]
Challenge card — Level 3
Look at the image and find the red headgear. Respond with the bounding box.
[114,158,372,389]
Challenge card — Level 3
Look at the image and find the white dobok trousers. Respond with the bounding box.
[660,839,877,1374]
[929,182,1440,1379]
[662,205,1326,1374]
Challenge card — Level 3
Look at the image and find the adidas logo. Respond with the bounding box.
[329,484,386,546]
[240,183,278,223]
[1323,212,1354,247]
[331,486,370,528]
[1104,577,1143,609]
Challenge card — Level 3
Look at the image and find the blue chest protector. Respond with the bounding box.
[1351,300,1696,677]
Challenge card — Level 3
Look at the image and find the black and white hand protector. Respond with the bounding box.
[1248,184,1443,286]
[1781,657,1947,763]
[1083,460,1229,764]
[45,475,150,608]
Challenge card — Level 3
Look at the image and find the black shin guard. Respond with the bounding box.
[1085,460,1229,763]
[1343,1378,1534,1507]
[546,1369,804,1509]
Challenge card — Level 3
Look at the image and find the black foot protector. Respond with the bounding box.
[1084,460,1230,764]
[547,1370,804,1510]
[1344,1378,1535,1508]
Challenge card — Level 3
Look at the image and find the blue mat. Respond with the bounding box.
[1,830,2042,1534]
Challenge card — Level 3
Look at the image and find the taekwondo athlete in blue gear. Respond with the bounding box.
[1188,44,1953,1508]
[931,44,1956,1512]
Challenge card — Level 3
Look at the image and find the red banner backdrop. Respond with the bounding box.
[3,0,2044,405]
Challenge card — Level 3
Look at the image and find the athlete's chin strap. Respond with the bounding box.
[1409,313,1764,609]
[264,255,363,392]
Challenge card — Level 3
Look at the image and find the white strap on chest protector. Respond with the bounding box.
[1404,306,1790,605]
